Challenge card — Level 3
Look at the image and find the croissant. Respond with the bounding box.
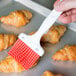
[42,71,62,76]
[0,34,17,51]
[0,10,32,27]
[29,25,66,44]
[41,25,66,44]
[0,55,39,72]
[52,45,76,61]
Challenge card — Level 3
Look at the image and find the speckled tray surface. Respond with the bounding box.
[0,0,76,76]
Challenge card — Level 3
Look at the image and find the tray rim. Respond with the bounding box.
[14,0,51,17]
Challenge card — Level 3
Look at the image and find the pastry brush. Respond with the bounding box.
[8,9,62,70]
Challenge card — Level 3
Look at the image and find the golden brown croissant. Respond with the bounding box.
[0,10,32,27]
[42,71,62,76]
[41,25,66,44]
[52,45,76,61]
[0,34,17,51]
[29,25,66,44]
[0,55,39,72]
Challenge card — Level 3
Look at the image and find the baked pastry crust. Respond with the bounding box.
[52,45,76,61]
[0,56,24,72]
[0,55,39,72]
[0,10,32,27]
[41,25,66,44]
[29,25,66,44]
[0,34,17,51]
[42,71,62,76]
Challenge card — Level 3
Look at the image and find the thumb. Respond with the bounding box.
[54,0,76,11]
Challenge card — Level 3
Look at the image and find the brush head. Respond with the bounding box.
[8,33,44,70]
[8,39,40,70]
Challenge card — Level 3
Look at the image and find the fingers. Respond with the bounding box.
[54,0,76,11]
[54,0,76,23]
[72,8,76,14]
[65,10,72,16]
[58,13,72,24]
[58,11,76,23]
[71,14,76,22]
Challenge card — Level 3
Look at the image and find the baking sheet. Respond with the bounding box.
[0,0,76,76]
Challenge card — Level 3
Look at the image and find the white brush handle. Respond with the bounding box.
[35,9,62,40]
[19,10,62,56]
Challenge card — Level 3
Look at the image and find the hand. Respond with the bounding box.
[54,0,76,24]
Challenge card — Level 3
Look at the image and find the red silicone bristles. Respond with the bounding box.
[8,39,40,70]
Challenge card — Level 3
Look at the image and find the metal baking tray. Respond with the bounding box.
[0,0,76,76]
